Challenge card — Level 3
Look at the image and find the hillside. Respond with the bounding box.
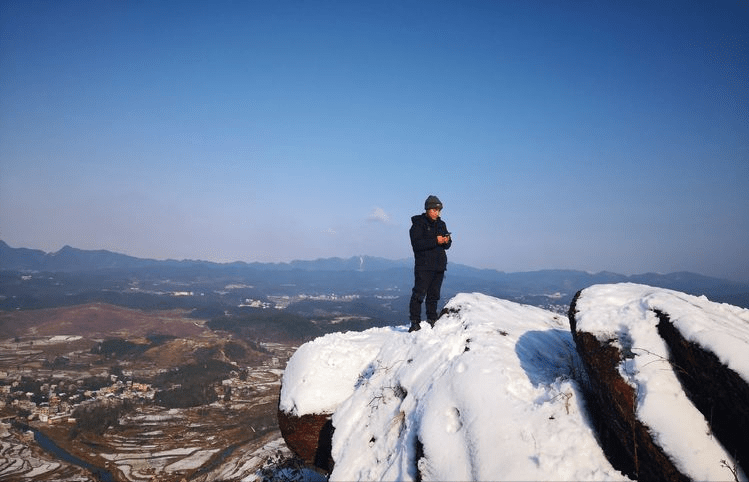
[278,285,749,481]
[0,303,207,339]
[2,241,748,314]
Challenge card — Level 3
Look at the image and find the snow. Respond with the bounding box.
[574,283,749,481]
[164,448,219,471]
[574,283,749,380]
[48,335,82,342]
[279,286,749,481]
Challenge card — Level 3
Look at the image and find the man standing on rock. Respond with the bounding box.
[409,195,452,332]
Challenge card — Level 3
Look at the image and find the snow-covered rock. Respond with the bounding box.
[278,285,748,481]
[570,283,749,481]
[280,292,623,480]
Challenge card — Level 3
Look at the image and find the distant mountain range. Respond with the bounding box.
[2,240,748,309]
[0,240,409,272]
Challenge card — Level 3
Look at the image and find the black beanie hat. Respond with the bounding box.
[424,195,443,211]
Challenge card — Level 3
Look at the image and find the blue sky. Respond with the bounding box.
[1,1,747,281]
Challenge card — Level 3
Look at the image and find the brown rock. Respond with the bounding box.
[277,406,334,473]
[568,291,689,481]
[656,310,749,472]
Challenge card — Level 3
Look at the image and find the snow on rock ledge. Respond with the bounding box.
[569,283,749,481]
[279,292,626,481]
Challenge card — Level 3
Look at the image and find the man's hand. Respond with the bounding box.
[437,235,450,244]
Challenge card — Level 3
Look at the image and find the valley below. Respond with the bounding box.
[1,244,747,481]
[0,304,305,482]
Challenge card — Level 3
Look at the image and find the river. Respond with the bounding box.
[13,421,115,482]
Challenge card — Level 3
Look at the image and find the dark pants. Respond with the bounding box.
[409,269,444,322]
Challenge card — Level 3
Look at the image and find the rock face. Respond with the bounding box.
[276,408,334,472]
[655,310,749,472]
[568,294,689,481]
[569,285,749,481]
[279,285,748,480]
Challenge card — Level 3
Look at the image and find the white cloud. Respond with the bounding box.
[366,207,390,224]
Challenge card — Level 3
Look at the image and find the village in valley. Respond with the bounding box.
[0,303,302,482]
[2,244,748,481]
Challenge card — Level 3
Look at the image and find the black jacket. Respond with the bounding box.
[410,213,452,271]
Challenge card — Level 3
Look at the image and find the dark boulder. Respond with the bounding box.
[569,286,749,481]
[569,291,688,481]
[655,310,749,472]
[277,406,334,473]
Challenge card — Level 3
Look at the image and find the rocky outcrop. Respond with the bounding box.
[279,286,747,480]
[655,310,749,472]
[568,293,688,481]
[276,408,334,472]
[569,285,749,481]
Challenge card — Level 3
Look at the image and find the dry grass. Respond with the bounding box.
[0,303,210,339]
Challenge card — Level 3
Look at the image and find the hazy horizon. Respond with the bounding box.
[2,1,747,282]
[4,238,749,284]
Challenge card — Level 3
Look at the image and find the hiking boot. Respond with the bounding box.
[408,321,421,332]
[427,319,436,328]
